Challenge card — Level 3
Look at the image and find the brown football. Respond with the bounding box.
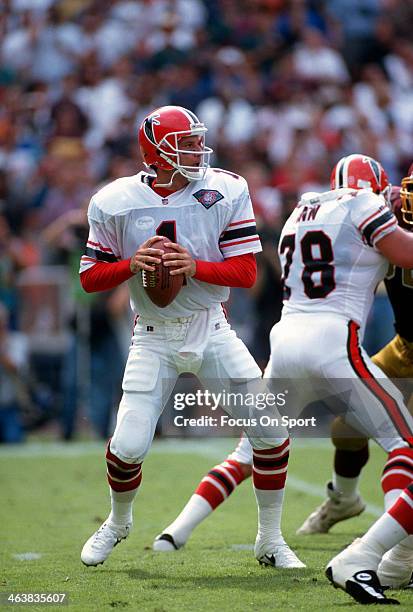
[142,237,184,307]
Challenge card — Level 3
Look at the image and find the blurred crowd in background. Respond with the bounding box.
[0,0,412,443]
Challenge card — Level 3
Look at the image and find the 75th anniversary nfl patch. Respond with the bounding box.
[193,189,224,209]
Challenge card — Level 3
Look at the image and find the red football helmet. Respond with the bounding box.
[138,105,212,182]
[330,154,391,203]
[400,163,413,225]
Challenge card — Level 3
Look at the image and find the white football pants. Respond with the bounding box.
[229,312,413,466]
[110,309,287,464]
[265,313,413,453]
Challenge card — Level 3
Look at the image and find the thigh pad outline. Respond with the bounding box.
[122,348,160,393]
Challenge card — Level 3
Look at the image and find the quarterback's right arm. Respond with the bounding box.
[79,198,163,293]
[80,236,165,293]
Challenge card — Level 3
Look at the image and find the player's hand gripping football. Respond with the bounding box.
[130,236,164,273]
[162,242,196,278]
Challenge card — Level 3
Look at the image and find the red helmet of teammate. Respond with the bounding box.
[400,162,413,225]
[138,106,212,182]
[330,154,391,204]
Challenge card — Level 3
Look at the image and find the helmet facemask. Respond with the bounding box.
[157,128,212,183]
[139,106,214,188]
[400,176,413,225]
[381,184,392,208]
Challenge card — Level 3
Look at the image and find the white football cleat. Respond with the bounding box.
[81,522,131,566]
[378,547,413,589]
[152,533,182,552]
[255,537,306,569]
[326,538,399,605]
[296,481,365,535]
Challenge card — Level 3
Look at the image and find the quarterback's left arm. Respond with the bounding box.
[193,252,257,288]
[189,178,262,287]
[194,253,257,288]
[162,178,261,288]
[162,243,257,288]
[218,178,262,258]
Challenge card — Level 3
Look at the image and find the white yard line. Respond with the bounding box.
[286,475,382,518]
[12,552,42,560]
[0,437,331,458]
[1,438,382,518]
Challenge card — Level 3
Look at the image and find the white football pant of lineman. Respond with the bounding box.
[268,313,413,586]
[266,313,413,453]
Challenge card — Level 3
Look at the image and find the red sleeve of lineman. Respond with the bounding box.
[80,259,135,293]
[194,253,256,288]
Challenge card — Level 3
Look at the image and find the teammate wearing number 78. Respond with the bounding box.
[270,153,413,603]
[154,157,413,568]
[154,155,413,602]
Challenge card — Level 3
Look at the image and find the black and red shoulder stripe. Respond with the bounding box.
[358,210,396,247]
[85,240,118,263]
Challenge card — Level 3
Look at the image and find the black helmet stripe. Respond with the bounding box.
[338,159,345,188]
[335,157,346,188]
[180,107,200,125]
[144,117,157,145]
[369,158,381,185]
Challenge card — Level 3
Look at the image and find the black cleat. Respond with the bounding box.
[153,533,181,551]
[326,567,400,605]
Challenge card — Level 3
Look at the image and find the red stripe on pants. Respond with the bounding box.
[347,321,413,442]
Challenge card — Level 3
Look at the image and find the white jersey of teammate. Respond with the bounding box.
[219,187,408,467]
[279,187,397,335]
[80,168,261,319]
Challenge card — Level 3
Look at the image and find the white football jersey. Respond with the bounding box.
[279,188,397,333]
[80,168,261,319]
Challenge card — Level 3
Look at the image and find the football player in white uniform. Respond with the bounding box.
[269,153,413,603]
[324,161,413,604]
[298,171,413,541]
[153,152,413,603]
[153,157,412,561]
[79,106,304,570]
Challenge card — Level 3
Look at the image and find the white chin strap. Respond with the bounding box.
[154,168,204,188]
[155,151,207,187]
[153,169,182,189]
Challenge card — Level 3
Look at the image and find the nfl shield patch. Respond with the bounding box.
[193,189,224,209]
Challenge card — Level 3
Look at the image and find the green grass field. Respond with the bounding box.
[1,438,412,611]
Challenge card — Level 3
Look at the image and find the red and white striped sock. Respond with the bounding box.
[105,440,141,528]
[361,483,413,557]
[194,459,247,509]
[163,459,248,545]
[381,447,413,509]
[252,439,289,546]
